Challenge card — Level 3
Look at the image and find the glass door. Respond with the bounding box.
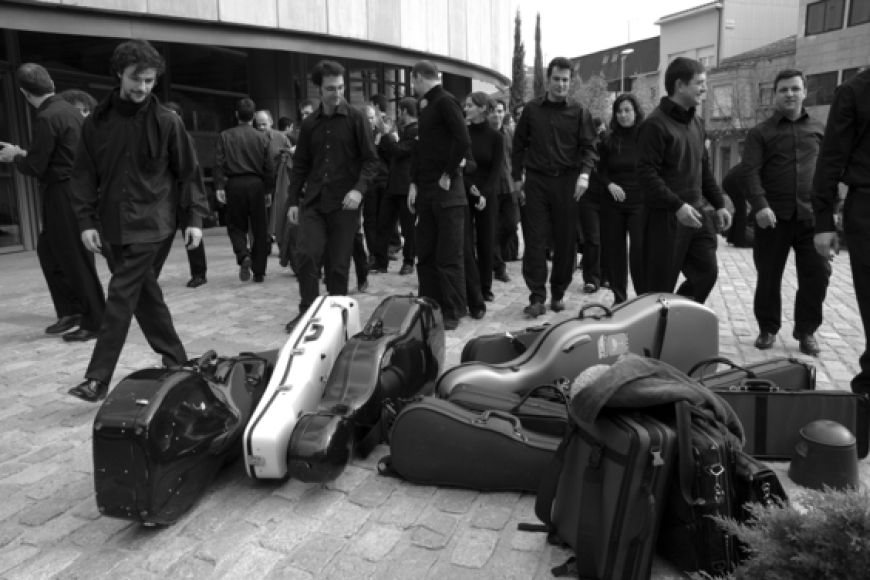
[0,70,24,251]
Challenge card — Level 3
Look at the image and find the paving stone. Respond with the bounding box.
[3,546,81,580]
[243,494,296,527]
[347,476,397,508]
[259,516,322,554]
[470,505,513,530]
[18,496,76,526]
[293,488,344,519]
[68,517,144,549]
[215,542,284,580]
[433,488,478,514]
[318,500,371,538]
[0,545,39,575]
[19,512,89,546]
[375,491,427,528]
[141,535,198,575]
[376,545,439,579]
[410,511,458,550]
[490,544,545,579]
[347,523,403,562]
[194,521,260,565]
[288,533,346,575]
[450,528,499,568]
[263,558,314,580]
[165,555,216,580]
[325,464,371,493]
[322,553,379,580]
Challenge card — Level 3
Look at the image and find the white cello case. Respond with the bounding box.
[243,296,361,479]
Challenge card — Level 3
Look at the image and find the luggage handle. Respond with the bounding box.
[511,384,569,413]
[728,378,780,392]
[688,357,755,380]
[304,323,324,342]
[577,303,612,320]
[475,410,525,439]
[675,402,706,507]
[194,350,218,372]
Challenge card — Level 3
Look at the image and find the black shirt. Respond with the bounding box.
[814,68,870,233]
[214,123,275,194]
[637,97,724,211]
[412,85,471,185]
[743,109,824,222]
[594,124,644,208]
[465,120,505,196]
[288,101,379,212]
[14,95,82,185]
[70,91,203,244]
[384,121,418,197]
[511,95,598,181]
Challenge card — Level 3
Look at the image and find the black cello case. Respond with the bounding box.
[286,295,445,483]
[93,350,276,525]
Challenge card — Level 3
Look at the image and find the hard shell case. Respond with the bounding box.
[459,323,549,364]
[93,352,274,525]
[243,296,361,480]
[689,356,816,391]
[447,383,569,437]
[436,293,718,397]
[286,295,445,482]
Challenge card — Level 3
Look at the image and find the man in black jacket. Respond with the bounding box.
[512,57,598,317]
[637,57,731,303]
[0,64,105,340]
[814,67,870,392]
[67,39,209,402]
[744,69,829,356]
[408,60,471,330]
[285,60,379,331]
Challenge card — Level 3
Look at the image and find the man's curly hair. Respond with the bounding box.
[110,39,166,77]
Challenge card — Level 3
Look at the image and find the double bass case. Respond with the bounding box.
[286,295,445,483]
[93,351,275,525]
[436,293,719,397]
[243,296,361,480]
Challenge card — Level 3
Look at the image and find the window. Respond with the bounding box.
[850,0,870,26]
[698,55,715,68]
[711,85,733,118]
[843,67,862,84]
[758,82,775,107]
[805,71,839,106]
[806,0,845,34]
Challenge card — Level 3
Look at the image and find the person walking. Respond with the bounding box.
[214,98,274,283]
[637,57,731,303]
[813,67,870,390]
[511,56,598,317]
[284,60,379,331]
[67,39,207,402]
[0,63,105,340]
[744,69,829,356]
[595,93,646,304]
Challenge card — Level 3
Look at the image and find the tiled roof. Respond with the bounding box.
[716,35,797,68]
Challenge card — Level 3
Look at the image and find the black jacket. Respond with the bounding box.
[384,121,418,197]
[13,95,82,186]
[411,85,470,185]
[593,124,644,208]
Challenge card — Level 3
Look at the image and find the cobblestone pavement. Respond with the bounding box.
[1,229,867,579]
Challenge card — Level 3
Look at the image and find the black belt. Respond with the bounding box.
[526,167,579,178]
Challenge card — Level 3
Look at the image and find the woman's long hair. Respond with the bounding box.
[609,92,644,131]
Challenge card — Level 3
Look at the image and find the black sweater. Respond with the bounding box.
[594,124,644,208]
[465,120,505,197]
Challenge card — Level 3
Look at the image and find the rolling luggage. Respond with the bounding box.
[447,383,569,437]
[436,293,719,397]
[93,351,275,525]
[286,295,445,483]
[243,296,361,480]
[711,384,869,460]
[459,324,549,364]
[689,356,815,391]
[380,397,561,492]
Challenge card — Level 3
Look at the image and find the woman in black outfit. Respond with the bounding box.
[595,93,646,304]
[463,91,505,305]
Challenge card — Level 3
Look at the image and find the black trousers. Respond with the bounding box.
[469,189,497,294]
[373,194,415,268]
[753,216,830,335]
[463,205,485,311]
[600,203,645,304]
[38,181,105,332]
[85,239,186,384]
[415,181,466,321]
[296,205,359,310]
[363,185,384,258]
[496,191,520,267]
[522,171,578,304]
[643,207,718,303]
[727,189,751,247]
[154,228,207,279]
[579,198,602,287]
[843,191,870,394]
[225,175,268,276]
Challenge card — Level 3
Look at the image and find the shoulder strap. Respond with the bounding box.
[533,425,574,526]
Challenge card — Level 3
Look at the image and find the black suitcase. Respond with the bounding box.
[529,407,677,579]
[689,356,815,391]
[286,295,445,483]
[380,397,561,492]
[459,324,549,364]
[712,384,870,459]
[447,383,569,437]
[93,351,275,525]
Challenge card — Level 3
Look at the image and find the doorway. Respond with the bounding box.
[0,70,24,252]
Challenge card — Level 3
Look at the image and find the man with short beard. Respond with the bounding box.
[67,39,208,402]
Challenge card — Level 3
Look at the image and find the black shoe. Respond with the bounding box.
[794,332,820,357]
[470,305,486,320]
[68,379,108,403]
[582,283,599,294]
[483,290,495,302]
[399,263,414,276]
[253,274,265,283]
[494,271,510,283]
[755,331,776,350]
[63,328,98,342]
[239,256,252,281]
[369,265,389,274]
[186,275,207,288]
[524,302,547,318]
[550,299,566,312]
[285,312,304,334]
[444,318,460,330]
[358,280,370,293]
[46,315,81,335]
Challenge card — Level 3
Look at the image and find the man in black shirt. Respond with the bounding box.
[68,39,208,402]
[285,60,379,331]
[512,57,598,316]
[215,98,274,283]
[637,57,731,303]
[408,60,471,330]
[814,67,870,392]
[744,69,829,356]
[0,63,105,340]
